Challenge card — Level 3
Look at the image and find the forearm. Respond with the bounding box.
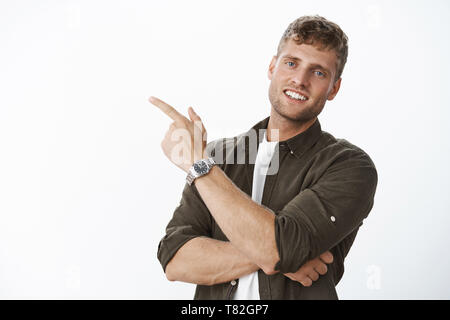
[194,166,280,274]
[165,236,260,286]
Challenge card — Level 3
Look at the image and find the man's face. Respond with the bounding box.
[268,39,341,123]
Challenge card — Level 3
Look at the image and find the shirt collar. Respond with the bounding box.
[249,116,323,159]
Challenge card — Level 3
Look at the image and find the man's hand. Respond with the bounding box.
[284,251,334,287]
[149,96,207,172]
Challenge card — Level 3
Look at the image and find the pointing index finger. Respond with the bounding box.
[148,96,186,123]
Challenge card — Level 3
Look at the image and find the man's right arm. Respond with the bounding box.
[165,237,259,286]
[166,236,333,287]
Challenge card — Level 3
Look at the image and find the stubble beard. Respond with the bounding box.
[268,87,326,124]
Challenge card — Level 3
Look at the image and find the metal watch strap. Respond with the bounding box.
[186,158,216,185]
[186,169,197,186]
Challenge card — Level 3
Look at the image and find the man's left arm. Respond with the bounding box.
[194,166,280,274]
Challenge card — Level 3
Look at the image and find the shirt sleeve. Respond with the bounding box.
[157,182,213,272]
[156,139,225,272]
[273,145,378,273]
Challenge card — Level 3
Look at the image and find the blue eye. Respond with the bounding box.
[315,71,325,77]
[286,61,295,67]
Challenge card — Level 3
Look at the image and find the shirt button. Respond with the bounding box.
[330,216,336,222]
[230,280,237,286]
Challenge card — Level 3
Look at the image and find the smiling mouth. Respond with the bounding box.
[283,89,309,101]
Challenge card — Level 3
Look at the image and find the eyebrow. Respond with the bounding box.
[281,55,331,75]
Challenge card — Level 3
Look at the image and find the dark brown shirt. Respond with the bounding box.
[157,117,378,300]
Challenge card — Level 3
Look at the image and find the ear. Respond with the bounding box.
[327,77,342,101]
[267,56,277,80]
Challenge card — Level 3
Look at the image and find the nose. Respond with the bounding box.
[289,68,310,89]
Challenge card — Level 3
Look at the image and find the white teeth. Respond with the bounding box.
[285,90,307,101]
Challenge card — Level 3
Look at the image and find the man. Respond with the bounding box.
[151,15,378,300]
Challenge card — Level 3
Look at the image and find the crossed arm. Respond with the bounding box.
[165,235,333,287]
[151,96,376,287]
[161,161,333,286]
[148,96,333,286]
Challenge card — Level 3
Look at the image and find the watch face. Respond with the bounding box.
[193,161,209,175]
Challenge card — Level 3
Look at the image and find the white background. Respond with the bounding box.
[1,0,449,299]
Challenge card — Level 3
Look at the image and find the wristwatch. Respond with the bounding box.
[186,157,216,185]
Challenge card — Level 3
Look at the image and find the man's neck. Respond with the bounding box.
[266,110,317,142]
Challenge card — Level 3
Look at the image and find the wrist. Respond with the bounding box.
[193,165,218,185]
[186,157,216,185]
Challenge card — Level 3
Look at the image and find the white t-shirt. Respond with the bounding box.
[233,131,278,300]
